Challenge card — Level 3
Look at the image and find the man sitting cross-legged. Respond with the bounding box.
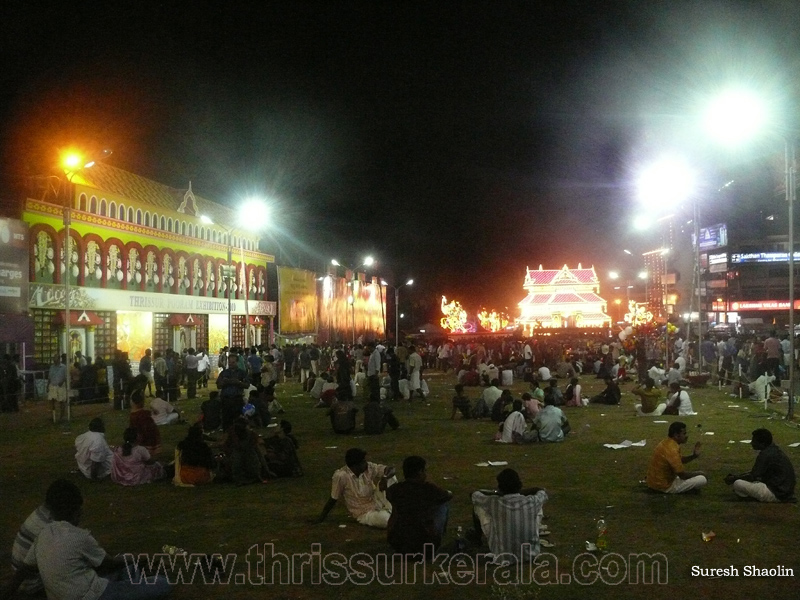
[470,469,549,565]
[724,428,796,503]
[387,455,453,555]
[646,421,707,494]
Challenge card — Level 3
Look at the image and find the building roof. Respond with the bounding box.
[75,163,239,226]
[523,264,599,287]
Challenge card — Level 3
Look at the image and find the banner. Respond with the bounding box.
[277,267,318,334]
[318,275,386,343]
[28,282,275,316]
[0,218,30,314]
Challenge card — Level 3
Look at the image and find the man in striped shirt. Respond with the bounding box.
[8,485,54,595]
[471,469,548,564]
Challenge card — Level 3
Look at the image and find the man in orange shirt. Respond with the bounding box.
[646,422,707,494]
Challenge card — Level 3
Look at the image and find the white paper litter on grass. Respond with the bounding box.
[729,440,736,444]
[788,442,800,448]
[740,440,752,444]
[475,462,490,467]
[653,420,668,424]
[703,432,715,436]
[603,439,646,450]
[727,405,740,408]
[488,461,508,466]
[324,446,338,449]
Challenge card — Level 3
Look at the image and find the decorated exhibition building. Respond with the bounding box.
[22,164,276,366]
[516,264,611,334]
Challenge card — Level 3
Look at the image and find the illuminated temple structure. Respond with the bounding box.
[516,264,611,334]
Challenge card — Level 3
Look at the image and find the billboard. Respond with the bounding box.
[696,223,728,251]
[0,218,29,314]
[318,275,386,343]
[277,267,318,334]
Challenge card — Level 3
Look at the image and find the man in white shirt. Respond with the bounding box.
[150,396,181,425]
[317,448,396,528]
[498,400,527,443]
[537,365,552,382]
[74,418,113,480]
[197,349,210,388]
[9,479,170,599]
[407,346,423,399]
[366,342,383,402]
[481,379,504,410]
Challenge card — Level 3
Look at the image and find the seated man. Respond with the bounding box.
[451,384,473,420]
[645,421,707,494]
[537,365,552,382]
[665,382,695,416]
[521,392,541,419]
[74,417,113,480]
[498,399,526,443]
[665,362,684,387]
[5,479,170,599]
[531,395,570,442]
[482,378,503,405]
[724,428,796,502]
[471,469,548,564]
[387,456,452,555]
[317,448,396,528]
[589,376,621,405]
[8,482,57,596]
[328,392,359,434]
[633,377,667,416]
[363,396,400,434]
[543,379,564,407]
[149,395,182,426]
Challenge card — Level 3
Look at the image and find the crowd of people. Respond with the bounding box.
[6,329,799,598]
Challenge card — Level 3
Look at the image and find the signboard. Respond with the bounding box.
[708,252,727,265]
[729,300,800,311]
[277,266,318,334]
[0,218,30,314]
[696,223,728,251]
[730,251,800,264]
[28,283,276,315]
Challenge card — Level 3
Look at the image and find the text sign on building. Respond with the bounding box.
[29,283,276,316]
[0,218,30,314]
[729,300,800,311]
[730,251,800,264]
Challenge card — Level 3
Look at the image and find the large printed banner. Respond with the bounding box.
[278,267,318,334]
[318,275,386,343]
[0,218,29,314]
[28,283,276,316]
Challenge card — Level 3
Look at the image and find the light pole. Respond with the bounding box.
[703,89,796,418]
[202,198,269,350]
[381,279,414,344]
[347,294,355,344]
[58,149,110,423]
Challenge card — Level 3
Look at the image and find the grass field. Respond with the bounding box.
[2,371,799,600]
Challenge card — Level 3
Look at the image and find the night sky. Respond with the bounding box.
[2,1,799,320]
